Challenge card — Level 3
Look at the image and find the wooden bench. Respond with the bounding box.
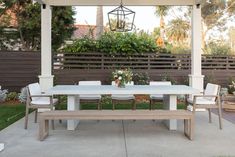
[38,110,194,141]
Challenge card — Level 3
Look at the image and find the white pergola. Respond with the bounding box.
[35,0,204,92]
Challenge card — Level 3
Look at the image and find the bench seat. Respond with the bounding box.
[38,110,194,141]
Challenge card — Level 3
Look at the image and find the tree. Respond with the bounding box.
[0,0,75,51]
[154,6,171,43]
[227,0,235,16]
[152,27,160,39]
[169,1,235,51]
[166,18,190,46]
[95,6,104,39]
[201,0,229,48]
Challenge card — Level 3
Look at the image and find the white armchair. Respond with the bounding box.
[187,83,222,129]
[25,83,58,129]
[111,81,136,110]
[149,81,171,110]
[78,81,102,110]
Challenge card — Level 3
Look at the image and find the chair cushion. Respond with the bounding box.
[79,94,101,100]
[111,94,135,100]
[149,81,171,86]
[28,83,42,101]
[31,98,58,105]
[187,105,206,112]
[204,83,219,101]
[187,97,216,105]
[150,94,164,100]
[79,81,101,85]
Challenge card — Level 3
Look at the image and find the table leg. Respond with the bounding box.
[67,95,80,130]
[163,95,177,130]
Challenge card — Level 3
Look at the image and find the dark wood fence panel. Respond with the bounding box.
[54,53,235,87]
[0,51,40,92]
[54,53,235,70]
[1,51,235,92]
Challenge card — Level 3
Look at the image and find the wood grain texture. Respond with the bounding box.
[1,51,235,91]
[38,109,194,141]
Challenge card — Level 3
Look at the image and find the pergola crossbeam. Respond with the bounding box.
[36,0,200,6]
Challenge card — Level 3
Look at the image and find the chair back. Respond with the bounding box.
[205,83,220,101]
[28,83,41,101]
[111,81,134,86]
[149,81,171,86]
[79,81,101,85]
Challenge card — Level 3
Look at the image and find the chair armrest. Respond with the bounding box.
[30,94,53,98]
[193,95,218,98]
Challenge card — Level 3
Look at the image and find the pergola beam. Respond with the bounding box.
[36,0,199,6]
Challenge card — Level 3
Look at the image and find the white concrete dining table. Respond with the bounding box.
[47,85,200,131]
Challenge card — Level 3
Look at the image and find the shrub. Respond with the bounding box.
[133,72,150,85]
[227,77,235,94]
[6,92,18,101]
[62,32,169,55]
[19,87,27,103]
[205,41,232,55]
[97,32,158,55]
[62,37,96,53]
[160,73,177,84]
[0,89,8,102]
[170,46,191,54]
[204,72,218,88]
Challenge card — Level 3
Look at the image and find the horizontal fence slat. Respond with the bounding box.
[1,51,235,91]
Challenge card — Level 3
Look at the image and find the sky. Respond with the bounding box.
[74,6,233,40]
[75,6,160,32]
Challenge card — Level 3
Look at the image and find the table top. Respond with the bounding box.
[47,85,200,95]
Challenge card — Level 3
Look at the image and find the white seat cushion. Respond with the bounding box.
[79,94,101,100]
[31,98,58,105]
[187,97,216,105]
[78,81,102,100]
[187,105,206,112]
[150,94,163,100]
[111,94,135,100]
[149,81,171,100]
[28,83,42,101]
[149,81,171,86]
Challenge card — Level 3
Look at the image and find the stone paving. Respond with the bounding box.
[1,111,235,157]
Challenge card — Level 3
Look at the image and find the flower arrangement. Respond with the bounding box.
[112,69,133,88]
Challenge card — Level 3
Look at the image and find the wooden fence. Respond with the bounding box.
[0,51,40,92]
[54,53,235,70]
[1,51,235,92]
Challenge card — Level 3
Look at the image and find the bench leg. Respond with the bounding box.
[184,118,194,140]
[208,109,212,123]
[35,109,38,123]
[184,119,188,137]
[189,117,194,140]
[39,118,49,141]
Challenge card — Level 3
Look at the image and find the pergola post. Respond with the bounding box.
[39,4,54,92]
[189,4,204,92]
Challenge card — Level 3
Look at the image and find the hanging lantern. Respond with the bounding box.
[107,0,135,32]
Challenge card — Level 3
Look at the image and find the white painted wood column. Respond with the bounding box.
[39,4,54,92]
[189,4,204,92]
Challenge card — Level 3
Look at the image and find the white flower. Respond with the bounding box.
[118,76,122,80]
[118,70,123,74]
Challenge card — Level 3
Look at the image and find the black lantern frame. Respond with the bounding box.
[107,1,135,32]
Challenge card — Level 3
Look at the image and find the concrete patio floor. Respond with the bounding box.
[1,111,235,157]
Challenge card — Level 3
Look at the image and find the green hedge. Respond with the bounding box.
[62,32,169,54]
